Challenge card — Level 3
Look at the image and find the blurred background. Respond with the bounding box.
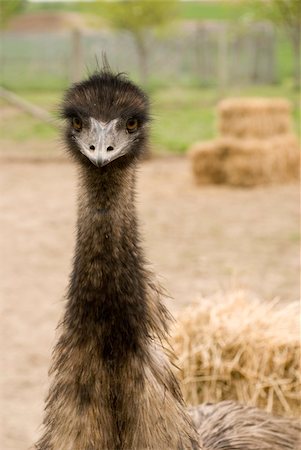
[1,0,300,153]
[1,1,300,449]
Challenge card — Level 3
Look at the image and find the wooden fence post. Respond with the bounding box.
[217,24,228,94]
[70,28,84,83]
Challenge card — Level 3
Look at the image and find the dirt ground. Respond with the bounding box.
[1,156,299,449]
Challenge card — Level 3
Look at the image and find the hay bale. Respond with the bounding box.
[170,291,300,418]
[218,98,293,139]
[189,140,226,184]
[189,134,300,187]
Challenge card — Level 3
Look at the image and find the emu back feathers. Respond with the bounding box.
[189,401,301,450]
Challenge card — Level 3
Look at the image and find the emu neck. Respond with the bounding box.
[67,163,149,361]
[37,163,201,450]
[76,163,139,270]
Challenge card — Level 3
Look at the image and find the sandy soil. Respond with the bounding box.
[1,157,299,449]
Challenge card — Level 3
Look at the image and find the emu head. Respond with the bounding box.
[61,71,150,168]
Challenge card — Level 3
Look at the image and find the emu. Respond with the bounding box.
[36,70,300,450]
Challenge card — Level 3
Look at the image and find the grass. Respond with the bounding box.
[1,83,299,154]
[151,86,217,153]
[151,84,300,153]
[276,31,295,83]
[0,110,57,143]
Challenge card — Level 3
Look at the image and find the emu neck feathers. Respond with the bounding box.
[66,165,152,359]
[36,164,200,450]
[72,165,142,300]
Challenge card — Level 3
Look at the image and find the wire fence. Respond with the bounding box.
[0,22,277,90]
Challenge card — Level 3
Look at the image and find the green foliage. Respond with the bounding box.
[26,1,73,13]
[99,0,178,33]
[248,0,301,27]
[77,1,179,84]
[180,1,250,21]
[0,0,25,28]
[89,1,179,84]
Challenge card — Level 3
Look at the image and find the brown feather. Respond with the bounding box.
[189,401,301,450]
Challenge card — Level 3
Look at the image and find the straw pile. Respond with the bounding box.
[189,135,300,187]
[170,291,300,418]
[189,98,300,186]
[218,98,293,139]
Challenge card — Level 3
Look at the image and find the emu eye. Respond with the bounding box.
[72,117,82,131]
[126,118,138,133]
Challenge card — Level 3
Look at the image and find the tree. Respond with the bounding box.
[249,0,301,88]
[96,0,179,84]
[0,0,26,28]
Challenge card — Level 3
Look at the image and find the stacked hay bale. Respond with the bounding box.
[219,98,293,138]
[189,98,300,186]
[170,291,300,418]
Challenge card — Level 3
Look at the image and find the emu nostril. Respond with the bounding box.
[107,146,114,152]
[90,145,95,151]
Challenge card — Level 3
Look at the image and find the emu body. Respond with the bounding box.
[36,71,300,450]
[36,72,199,450]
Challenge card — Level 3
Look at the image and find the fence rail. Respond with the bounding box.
[0,22,277,90]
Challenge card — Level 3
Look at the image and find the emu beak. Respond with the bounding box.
[77,118,127,167]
